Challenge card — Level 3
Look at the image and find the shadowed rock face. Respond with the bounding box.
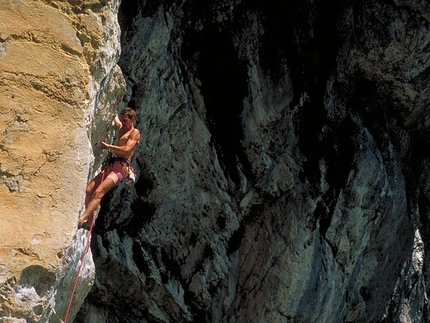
[75,0,430,322]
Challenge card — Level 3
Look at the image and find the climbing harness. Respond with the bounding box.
[109,156,131,166]
[104,151,135,186]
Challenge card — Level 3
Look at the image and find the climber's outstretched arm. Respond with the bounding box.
[112,115,122,129]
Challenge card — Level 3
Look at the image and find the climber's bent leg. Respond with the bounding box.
[85,171,105,208]
[78,171,119,224]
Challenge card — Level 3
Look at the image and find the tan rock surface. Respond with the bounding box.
[0,0,87,281]
[0,0,125,320]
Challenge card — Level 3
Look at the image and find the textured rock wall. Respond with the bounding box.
[3,0,430,322]
[0,0,125,322]
[76,0,430,322]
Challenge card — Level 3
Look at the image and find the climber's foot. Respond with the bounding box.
[78,219,90,231]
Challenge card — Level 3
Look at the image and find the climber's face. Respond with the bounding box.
[119,112,134,128]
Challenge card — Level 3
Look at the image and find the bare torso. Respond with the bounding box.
[116,127,140,160]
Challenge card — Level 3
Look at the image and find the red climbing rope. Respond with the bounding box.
[63,169,107,323]
[61,158,116,323]
[62,210,97,323]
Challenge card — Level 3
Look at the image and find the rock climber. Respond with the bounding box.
[78,107,141,229]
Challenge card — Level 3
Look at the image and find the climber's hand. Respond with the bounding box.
[101,141,110,149]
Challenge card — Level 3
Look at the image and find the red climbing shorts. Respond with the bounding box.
[106,168,123,184]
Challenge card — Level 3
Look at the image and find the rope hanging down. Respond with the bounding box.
[62,210,97,323]
[62,166,108,323]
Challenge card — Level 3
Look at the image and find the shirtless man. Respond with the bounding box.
[78,107,141,228]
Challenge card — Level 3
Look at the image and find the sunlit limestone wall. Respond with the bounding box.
[0,1,125,322]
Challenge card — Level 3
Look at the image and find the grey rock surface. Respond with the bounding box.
[75,1,430,322]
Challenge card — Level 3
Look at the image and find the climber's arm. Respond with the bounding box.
[101,129,140,155]
[112,115,122,129]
